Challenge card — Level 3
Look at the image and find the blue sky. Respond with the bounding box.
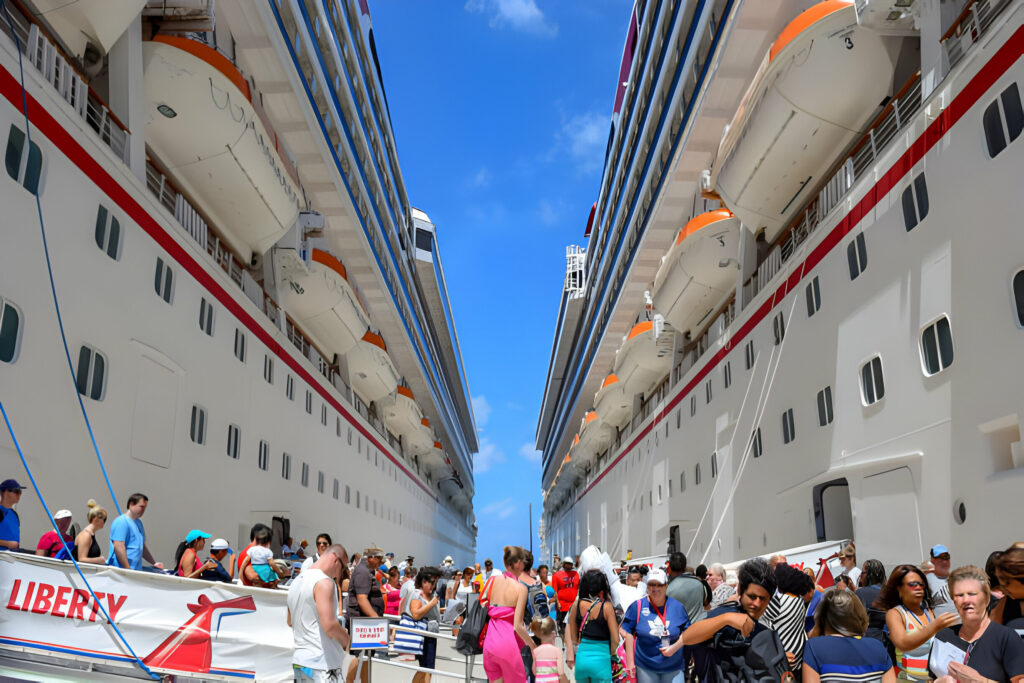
[370,1,629,564]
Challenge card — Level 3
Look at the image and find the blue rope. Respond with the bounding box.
[0,0,119,511]
[0,401,159,679]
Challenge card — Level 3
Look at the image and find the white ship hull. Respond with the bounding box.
[541,1,1024,571]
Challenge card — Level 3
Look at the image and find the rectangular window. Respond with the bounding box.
[901,173,930,231]
[190,405,207,445]
[233,329,246,363]
[282,452,292,480]
[336,416,342,437]
[861,356,885,405]
[305,390,312,414]
[321,404,328,426]
[5,124,42,194]
[773,312,785,345]
[723,361,732,389]
[751,428,763,458]
[226,424,240,459]
[705,380,713,404]
[0,298,22,364]
[301,462,310,487]
[264,355,274,384]
[805,276,821,317]
[333,478,340,499]
[817,386,834,426]
[983,83,1022,158]
[286,375,295,400]
[154,258,174,303]
[199,298,215,336]
[94,205,121,260]
[695,463,702,487]
[345,485,351,504]
[258,440,269,471]
[921,316,954,375]
[745,340,755,370]
[75,345,106,401]
[847,233,867,280]
[782,408,795,444]
[690,395,696,417]
[711,453,718,478]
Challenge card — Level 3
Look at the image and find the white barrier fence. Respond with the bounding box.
[0,552,293,681]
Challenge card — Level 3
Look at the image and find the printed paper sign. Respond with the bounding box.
[349,617,389,650]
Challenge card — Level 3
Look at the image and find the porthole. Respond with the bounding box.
[953,499,967,525]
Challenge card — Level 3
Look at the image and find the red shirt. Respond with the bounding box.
[552,569,579,612]
[36,530,74,557]
[237,541,256,586]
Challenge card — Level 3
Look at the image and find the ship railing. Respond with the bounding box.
[942,0,1013,70]
[144,155,415,467]
[0,0,131,164]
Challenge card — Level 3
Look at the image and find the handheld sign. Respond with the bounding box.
[349,617,389,651]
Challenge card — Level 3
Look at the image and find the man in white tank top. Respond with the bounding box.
[288,544,350,681]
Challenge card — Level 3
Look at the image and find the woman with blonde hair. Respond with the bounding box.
[803,588,895,683]
[929,565,1024,683]
[74,500,107,564]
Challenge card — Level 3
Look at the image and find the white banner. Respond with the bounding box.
[0,552,294,681]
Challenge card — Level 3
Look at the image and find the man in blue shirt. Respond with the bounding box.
[0,479,26,551]
[107,493,163,571]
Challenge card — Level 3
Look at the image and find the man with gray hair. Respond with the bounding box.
[707,563,735,610]
[287,544,350,682]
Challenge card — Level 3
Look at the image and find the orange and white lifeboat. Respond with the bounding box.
[613,317,673,399]
[594,374,632,431]
[706,1,900,240]
[381,385,425,449]
[576,411,613,465]
[404,417,435,458]
[347,331,399,403]
[277,248,370,358]
[143,36,302,261]
[422,441,447,475]
[652,210,741,337]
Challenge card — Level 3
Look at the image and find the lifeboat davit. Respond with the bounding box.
[381,385,425,449]
[348,331,399,403]
[652,210,742,336]
[277,248,370,357]
[143,36,302,261]
[707,1,900,240]
[613,317,673,399]
[594,374,632,430]
[576,411,613,464]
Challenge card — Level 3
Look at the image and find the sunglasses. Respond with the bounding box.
[317,541,329,547]
[904,581,925,588]
[933,554,951,561]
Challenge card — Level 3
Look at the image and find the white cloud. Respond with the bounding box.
[560,110,607,175]
[471,166,491,188]
[465,0,558,37]
[472,394,492,428]
[519,442,542,464]
[481,497,517,519]
[538,199,562,226]
[474,436,505,473]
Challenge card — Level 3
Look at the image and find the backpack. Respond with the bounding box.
[523,581,550,622]
[455,576,493,656]
[712,616,793,683]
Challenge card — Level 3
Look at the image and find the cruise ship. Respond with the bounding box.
[0,0,477,563]
[538,0,1024,571]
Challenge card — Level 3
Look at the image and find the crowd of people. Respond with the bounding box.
[3,482,1022,682]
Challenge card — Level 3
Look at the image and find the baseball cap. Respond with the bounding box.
[0,479,25,491]
[185,529,211,544]
[562,557,574,566]
[53,509,72,520]
[444,555,453,562]
[210,538,231,551]
[647,569,669,585]
[930,544,950,557]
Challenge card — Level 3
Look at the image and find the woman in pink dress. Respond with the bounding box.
[482,546,535,683]
[383,565,402,616]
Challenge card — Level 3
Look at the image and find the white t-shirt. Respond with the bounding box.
[301,554,320,572]
[248,545,273,565]
[287,568,345,670]
[399,579,417,614]
[927,572,955,615]
[843,566,862,588]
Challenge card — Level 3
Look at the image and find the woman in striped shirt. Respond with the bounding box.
[803,589,895,683]
[761,563,816,677]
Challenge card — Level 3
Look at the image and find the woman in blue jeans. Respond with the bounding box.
[621,569,690,683]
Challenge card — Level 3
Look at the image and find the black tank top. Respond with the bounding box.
[79,532,100,559]
[578,599,611,641]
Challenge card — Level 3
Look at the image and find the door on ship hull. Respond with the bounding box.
[813,478,854,543]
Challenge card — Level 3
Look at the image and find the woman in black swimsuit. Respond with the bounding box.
[74,499,107,564]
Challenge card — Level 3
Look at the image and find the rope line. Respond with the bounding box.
[0,401,158,679]
[0,0,119,511]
